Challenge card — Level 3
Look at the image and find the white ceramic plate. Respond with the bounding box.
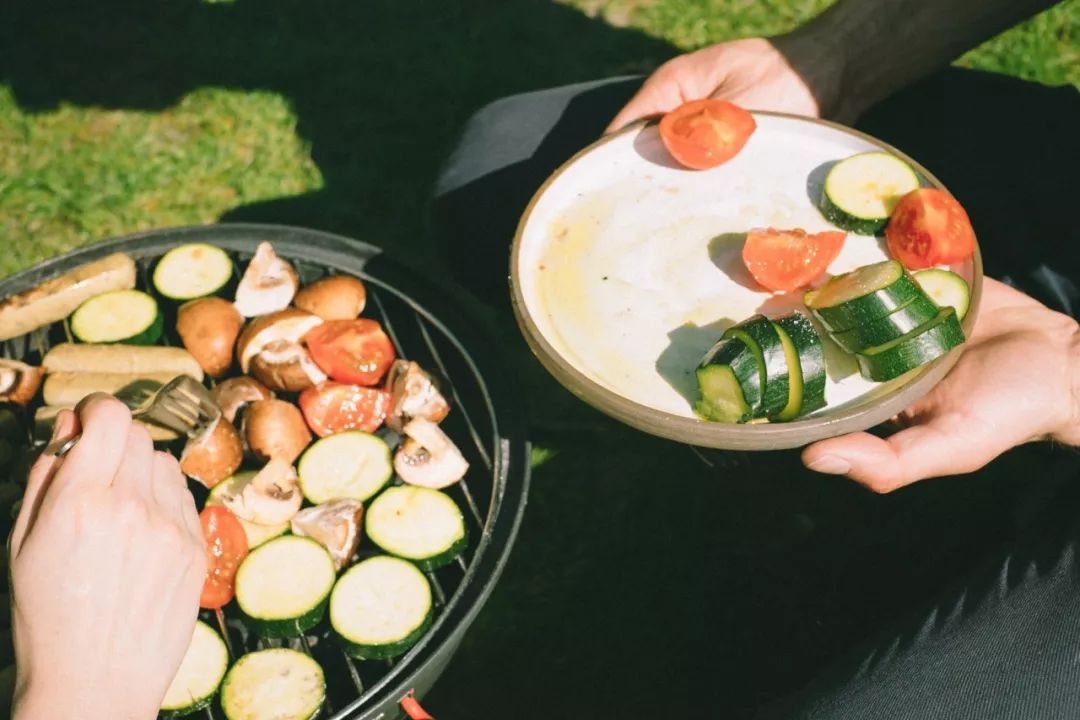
[511,113,981,450]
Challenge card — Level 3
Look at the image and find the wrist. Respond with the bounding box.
[1054,323,1080,447]
[772,21,853,122]
[14,676,152,720]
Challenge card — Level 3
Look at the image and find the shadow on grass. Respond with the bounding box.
[1,0,675,266]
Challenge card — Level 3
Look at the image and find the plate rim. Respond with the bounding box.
[509,111,984,450]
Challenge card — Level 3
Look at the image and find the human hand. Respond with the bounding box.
[10,395,206,720]
[803,278,1080,492]
[606,36,843,134]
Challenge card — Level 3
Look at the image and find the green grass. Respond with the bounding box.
[0,0,1076,277]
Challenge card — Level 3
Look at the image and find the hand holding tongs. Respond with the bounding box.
[44,375,220,457]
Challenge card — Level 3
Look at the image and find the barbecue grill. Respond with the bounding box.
[0,224,531,720]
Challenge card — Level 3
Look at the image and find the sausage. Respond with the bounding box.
[42,372,182,408]
[0,253,136,342]
[42,343,204,380]
[34,405,180,442]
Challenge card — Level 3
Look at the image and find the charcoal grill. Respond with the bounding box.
[0,224,531,720]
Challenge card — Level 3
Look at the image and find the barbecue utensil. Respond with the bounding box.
[45,374,220,457]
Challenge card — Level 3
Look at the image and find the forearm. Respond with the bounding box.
[1056,322,1080,447]
[786,0,1060,120]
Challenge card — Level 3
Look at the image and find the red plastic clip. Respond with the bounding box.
[400,689,435,720]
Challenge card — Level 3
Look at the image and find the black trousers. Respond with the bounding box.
[433,70,1080,718]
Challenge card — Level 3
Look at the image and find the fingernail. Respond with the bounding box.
[807,455,851,475]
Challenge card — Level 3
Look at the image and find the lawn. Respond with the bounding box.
[1,0,1076,277]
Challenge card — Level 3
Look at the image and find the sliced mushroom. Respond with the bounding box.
[290,499,364,570]
[0,360,44,406]
[176,297,244,377]
[219,458,302,527]
[393,417,469,489]
[180,416,244,489]
[234,242,300,318]
[385,360,450,433]
[244,398,312,465]
[235,309,326,392]
[210,377,274,424]
[293,275,367,320]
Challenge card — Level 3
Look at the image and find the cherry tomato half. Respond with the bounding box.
[304,319,396,386]
[658,99,757,170]
[742,228,847,292]
[885,188,976,270]
[199,505,249,610]
[299,381,392,437]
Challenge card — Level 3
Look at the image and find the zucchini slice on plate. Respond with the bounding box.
[804,260,925,333]
[366,485,467,571]
[915,268,971,320]
[154,243,235,301]
[235,535,337,638]
[206,471,290,549]
[820,152,920,235]
[772,312,827,420]
[160,620,228,718]
[828,294,940,353]
[331,555,433,660]
[220,648,325,720]
[298,431,392,505]
[70,289,162,345]
[694,337,761,423]
[722,315,789,418]
[856,307,965,382]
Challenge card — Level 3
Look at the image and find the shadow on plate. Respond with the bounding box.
[655,317,735,405]
[708,232,761,292]
[632,125,683,170]
[805,159,837,209]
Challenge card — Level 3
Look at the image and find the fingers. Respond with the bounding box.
[605,67,686,134]
[10,409,79,556]
[112,423,155,496]
[51,394,132,493]
[802,420,997,493]
[152,451,200,542]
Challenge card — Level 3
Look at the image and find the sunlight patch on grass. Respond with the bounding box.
[562,0,1080,88]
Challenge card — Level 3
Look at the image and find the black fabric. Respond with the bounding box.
[432,68,1080,717]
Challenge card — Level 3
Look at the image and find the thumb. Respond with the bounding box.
[802,420,998,493]
[11,409,80,556]
[605,73,686,134]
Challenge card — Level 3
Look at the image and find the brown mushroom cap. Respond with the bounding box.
[291,499,364,570]
[244,398,312,465]
[235,309,326,392]
[176,298,244,377]
[236,308,323,372]
[180,417,244,489]
[0,359,44,406]
[293,275,367,321]
[210,376,274,424]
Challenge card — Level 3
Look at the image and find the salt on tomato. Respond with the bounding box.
[885,188,976,270]
[658,99,756,170]
[304,319,396,386]
[742,228,847,292]
[199,505,248,610]
[299,382,392,436]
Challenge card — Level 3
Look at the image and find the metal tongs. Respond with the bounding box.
[44,375,220,457]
